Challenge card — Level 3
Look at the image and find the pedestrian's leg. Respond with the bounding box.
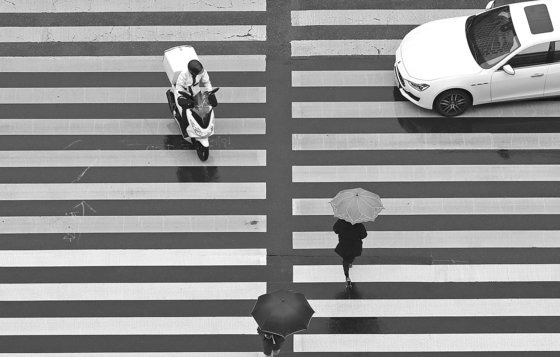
[272,339,283,356]
[262,336,273,357]
[342,259,350,279]
[343,258,352,287]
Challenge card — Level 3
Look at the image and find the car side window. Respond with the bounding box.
[507,42,551,68]
[554,41,560,62]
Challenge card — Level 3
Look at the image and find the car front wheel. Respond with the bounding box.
[434,89,472,117]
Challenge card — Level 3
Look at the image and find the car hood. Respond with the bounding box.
[400,16,482,81]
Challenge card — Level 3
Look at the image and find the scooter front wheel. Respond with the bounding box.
[195,141,209,161]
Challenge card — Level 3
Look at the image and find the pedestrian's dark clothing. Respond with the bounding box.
[333,219,367,279]
[257,327,285,355]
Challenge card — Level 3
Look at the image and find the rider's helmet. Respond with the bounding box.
[188,60,203,76]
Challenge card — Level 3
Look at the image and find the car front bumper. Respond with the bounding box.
[394,47,436,110]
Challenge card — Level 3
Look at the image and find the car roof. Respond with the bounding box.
[509,0,560,46]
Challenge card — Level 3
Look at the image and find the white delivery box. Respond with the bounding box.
[163,45,199,85]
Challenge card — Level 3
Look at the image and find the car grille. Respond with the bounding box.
[394,65,405,88]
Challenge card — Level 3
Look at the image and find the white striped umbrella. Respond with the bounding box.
[330,188,384,224]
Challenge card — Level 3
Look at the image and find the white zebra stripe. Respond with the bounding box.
[293,197,560,215]
[293,264,560,282]
[0,118,266,136]
[0,55,266,72]
[292,133,560,150]
[292,101,560,118]
[0,0,266,12]
[292,39,399,56]
[0,26,266,42]
[292,165,560,182]
[294,334,560,352]
[0,150,266,167]
[0,317,257,335]
[291,9,480,26]
[309,299,560,317]
[0,182,266,200]
[292,231,560,249]
[0,282,267,301]
[0,87,266,104]
[292,70,394,87]
[0,215,266,234]
[0,249,266,267]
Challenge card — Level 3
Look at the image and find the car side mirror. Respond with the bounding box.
[502,64,515,75]
[485,1,495,9]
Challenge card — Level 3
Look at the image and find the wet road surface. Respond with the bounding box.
[1,0,560,355]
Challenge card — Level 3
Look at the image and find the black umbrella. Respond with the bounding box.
[251,289,315,337]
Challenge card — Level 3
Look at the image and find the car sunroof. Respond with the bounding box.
[524,4,554,34]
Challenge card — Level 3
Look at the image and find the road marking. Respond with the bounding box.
[0,282,267,301]
[0,0,265,12]
[0,182,266,200]
[292,165,560,182]
[293,231,560,249]
[293,197,560,215]
[309,299,560,317]
[292,101,560,118]
[292,133,560,150]
[292,70,394,87]
[292,39,400,56]
[0,249,266,267]
[0,87,266,104]
[0,55,266,72]
[0,317,257,335]
[0,150,266,167]
[293,264,560,282]
[0,26,266,42]
[291,9,480,26]
[0,118,266,136]
[294,334,560,352]
[0,215,266,234]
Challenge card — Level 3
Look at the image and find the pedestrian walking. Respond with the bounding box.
[329,188,383,287]
[333,218,367,287]
[257,326,285,357]
[251,290,314,357]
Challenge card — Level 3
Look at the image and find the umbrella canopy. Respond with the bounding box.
[330,188,384,224]
[251,289,315,338]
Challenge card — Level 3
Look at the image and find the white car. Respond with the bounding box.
[394,0,560,116]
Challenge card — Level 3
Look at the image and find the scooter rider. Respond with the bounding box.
[176,59,212,96]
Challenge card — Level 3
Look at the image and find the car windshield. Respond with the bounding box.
[466,6,520,68]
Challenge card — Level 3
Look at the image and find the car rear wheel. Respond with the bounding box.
[434,89,472,117]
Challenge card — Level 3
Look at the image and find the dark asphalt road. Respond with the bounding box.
[1,0,560,355]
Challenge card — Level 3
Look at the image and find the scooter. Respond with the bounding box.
[163,45,219,161]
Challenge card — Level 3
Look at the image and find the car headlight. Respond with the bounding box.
[406,80,430,91]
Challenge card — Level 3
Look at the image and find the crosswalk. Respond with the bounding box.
[0,0,267,355]
[1,0,560,355]
[290,0,560,355]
